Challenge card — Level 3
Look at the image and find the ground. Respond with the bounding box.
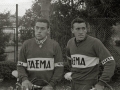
[0,79,16,90]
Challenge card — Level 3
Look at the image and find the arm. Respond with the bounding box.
[49,42,64,87]
[17,41,28,82]
[93,39,116,86]
[17,41,33,89]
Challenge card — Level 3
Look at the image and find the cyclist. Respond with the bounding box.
[64,18,115,90]
[17,18,64,90]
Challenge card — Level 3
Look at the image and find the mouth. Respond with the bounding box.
[78,35,84,37]
[37,34,41,37]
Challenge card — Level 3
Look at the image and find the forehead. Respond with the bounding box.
[73,22,86,28]
[35,22,47,27]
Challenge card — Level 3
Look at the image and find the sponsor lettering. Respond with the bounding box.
[72,57,85,66]
[27,60,51,69]
[102,56,114,65]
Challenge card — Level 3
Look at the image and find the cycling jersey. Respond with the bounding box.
[17,38,63,87]
[66,35,115,84]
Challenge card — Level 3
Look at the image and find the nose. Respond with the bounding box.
[78,29,84,34]
[37,28,41,33]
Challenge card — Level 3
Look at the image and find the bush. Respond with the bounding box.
[115,40,120,46]
[0,29,11,61]
[20,29,34,43]
[0,61,17,79]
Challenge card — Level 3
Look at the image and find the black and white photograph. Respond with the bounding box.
[0,0,120,90]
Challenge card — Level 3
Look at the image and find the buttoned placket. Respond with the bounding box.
[35,37,47,48]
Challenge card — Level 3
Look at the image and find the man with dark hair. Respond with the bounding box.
[17,18,63,90]
[64,18,115,90]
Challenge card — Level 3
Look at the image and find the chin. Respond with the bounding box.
[78,38,84,41]
[36,37,42,40]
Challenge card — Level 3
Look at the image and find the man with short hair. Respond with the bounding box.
[17,18,63,90]
[64,18,115,90]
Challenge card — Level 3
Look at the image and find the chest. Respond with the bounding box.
[69,41,97,57]
[26,42,54,58]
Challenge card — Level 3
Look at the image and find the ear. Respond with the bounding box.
[47,28,50,34]
[71,28,74,34]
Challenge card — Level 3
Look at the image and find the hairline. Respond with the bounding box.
[71,18,87,28]
[35,19,49,28]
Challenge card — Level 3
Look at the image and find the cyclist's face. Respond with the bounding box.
[72,22,87,41]
[34,22,49,40]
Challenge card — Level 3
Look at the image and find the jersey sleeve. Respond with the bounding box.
[49,42,64,87]
[93,39,116,85]
[17,41,28,82]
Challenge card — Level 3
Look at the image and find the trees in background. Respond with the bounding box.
[83,0,120,43]
[0,12,12,61]
[19,0,42,29]
[19,0,42,42]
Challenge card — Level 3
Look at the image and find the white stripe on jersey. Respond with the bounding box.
[17,61,27,67]
[27,58,54,71]
[101,56,114,65]
[55,62,64,67]
[71,54,99,68]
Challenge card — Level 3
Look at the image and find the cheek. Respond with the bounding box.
[35,30,38,33]
[42,31,48,35]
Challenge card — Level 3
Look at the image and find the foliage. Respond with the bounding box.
[19,0,42,29]
[0,12,12,27]
[0,12,12,61]
[0,61,16,79]
[19,9,35,29]
[19,0,42,42]
[115,40,120,46]
[0,35,9,61]
[20,29,34,43]
[84,0,120,18]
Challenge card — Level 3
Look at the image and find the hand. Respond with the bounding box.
[64,72,72,81]
[22,80,32,90]
[42,85,54,90]
[94,84,104,90]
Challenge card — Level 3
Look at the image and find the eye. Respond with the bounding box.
[41,27,45,30]
[76,28,80,30]
[36,26,39,29]
[82,27,85,30]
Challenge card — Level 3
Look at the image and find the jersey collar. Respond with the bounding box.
[35,36,47,45]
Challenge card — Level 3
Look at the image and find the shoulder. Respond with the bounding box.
[67,37,75,44]
[87,35,102,44]
[47,38,60,46]
[88,36,106,50]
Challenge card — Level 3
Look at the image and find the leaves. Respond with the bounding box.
[0,12,12,61]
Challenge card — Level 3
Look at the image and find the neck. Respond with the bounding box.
[76,35,87,42]
[36,36,47,41]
